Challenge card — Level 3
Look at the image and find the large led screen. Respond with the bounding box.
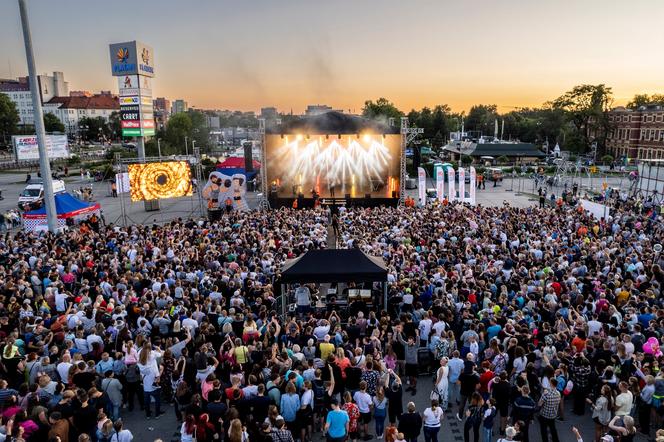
[128,161,193,202]
[265,134,401,199]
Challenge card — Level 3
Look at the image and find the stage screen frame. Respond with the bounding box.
[264,133,401,199]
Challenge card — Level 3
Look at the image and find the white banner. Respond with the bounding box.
[13,135,70,161]
[436,168,444,202]
[459,167,466,201]
[447,167,455,202]
[115,172,130,193]
[469,166,477,205]
[417,167,426,206]
[579,199,610,220]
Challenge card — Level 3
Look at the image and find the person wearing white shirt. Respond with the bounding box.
[419,313,433,346]
[422,399,444,442]
[353,382,373,439]
[139,363,163,419]
[56,356,73,382]
[86,331,103,351]
[55,291,69,313]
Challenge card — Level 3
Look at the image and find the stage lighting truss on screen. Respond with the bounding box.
[128,161,193,202]
[276,136,393,189]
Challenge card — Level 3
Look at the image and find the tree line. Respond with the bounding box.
[361,84,660,153]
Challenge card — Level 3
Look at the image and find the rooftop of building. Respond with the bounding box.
[45,94,119,110]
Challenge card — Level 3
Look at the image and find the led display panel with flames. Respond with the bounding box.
[128,161,193,202]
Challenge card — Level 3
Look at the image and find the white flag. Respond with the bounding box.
[447,167,455,202]
[469,166,477,205]
[436,168,444,202]
[459,167,466,202]
[417,167,426,206]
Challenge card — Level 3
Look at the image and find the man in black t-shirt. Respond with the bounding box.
[457,360,480,420]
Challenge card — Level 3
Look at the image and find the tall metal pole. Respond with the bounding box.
[18,0,57,232]
[184,136,188,156]
[157,138,162,158]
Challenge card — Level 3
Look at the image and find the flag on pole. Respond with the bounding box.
[436,167,444,202]
[469,167,477,205]
[417,167,426,206]
[458,167,466,202]
[447,167,455,202]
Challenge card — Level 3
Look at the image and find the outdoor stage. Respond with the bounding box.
[262,111,403,209]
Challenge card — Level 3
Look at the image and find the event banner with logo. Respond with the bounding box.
[417,167,426,206]
[12,135,70,161]
[447,167,455,202]
[469,167,477,205]
[436,167,444,202]
[458,167,466,201]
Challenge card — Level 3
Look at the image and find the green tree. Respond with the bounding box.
[108,111,121,140]
[165,112,192,152]
[550,84,613,152]
[187,110,210,151]
[465,104,498,135]
[361,98,404,121]
[626,93,664,109]
[43,112,65,133]
[78,116,109,142]
[0,93,20,145]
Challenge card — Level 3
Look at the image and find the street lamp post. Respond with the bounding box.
[184,136,188,156]
[157,138,162,158]
[18,0,57,232]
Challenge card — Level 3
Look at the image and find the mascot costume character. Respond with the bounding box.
[202,171,248,212]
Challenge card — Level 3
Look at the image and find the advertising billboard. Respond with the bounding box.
[109,41,155,77]
[264,133,401,199]
[128,161,192,202]
[13,135,70,161]
[120,96,140,105]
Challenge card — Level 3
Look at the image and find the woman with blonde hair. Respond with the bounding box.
[228,418,249,442]
[608,415,636,442]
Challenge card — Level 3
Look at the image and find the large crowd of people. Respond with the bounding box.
[0,197,663,442]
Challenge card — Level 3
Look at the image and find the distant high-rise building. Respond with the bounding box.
[154,97,171,129]
[171,99,188,115]
[0,71,69,125]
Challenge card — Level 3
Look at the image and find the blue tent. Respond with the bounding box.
[23,192,100,218]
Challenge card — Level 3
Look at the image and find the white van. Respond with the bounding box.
[18,179,65,210]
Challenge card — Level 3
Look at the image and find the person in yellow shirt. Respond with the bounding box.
[320,335,336,361]
[232,337,250,366]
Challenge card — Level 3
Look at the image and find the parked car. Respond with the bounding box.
[18,179,66,210]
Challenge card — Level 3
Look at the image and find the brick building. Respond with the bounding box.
[606,105,664,160]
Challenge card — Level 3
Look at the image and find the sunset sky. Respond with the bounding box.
[1,0,663,114]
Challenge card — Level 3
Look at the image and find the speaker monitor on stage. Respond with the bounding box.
[392,190,397,199]
[243,142,254,172]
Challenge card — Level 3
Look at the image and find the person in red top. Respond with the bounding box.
[478,361,494,400]
[342,391,360,442]
[551,281,562,297]
[571,330,587,353]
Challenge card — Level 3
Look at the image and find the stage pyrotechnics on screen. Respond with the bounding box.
[264,112,402,208]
